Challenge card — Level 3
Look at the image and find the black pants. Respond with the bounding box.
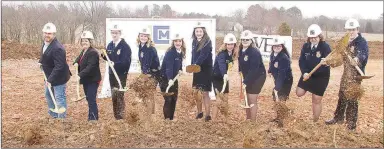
[333,90,359,124]
[109,73,128,120]
[83,82,99,120]
[159,75,178,120]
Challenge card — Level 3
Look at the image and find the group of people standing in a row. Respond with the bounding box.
[39,18,368,130]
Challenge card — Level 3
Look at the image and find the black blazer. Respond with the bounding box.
[74,47,101,84]
[39,38,71,86]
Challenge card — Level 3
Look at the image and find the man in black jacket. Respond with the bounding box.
[39,22,71,119]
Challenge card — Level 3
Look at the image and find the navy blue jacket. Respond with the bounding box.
[103,38,132,75]
[138,43,160,74]
[299,41,331,77]
[39,38,71,86]
[160,47,183,80]
[74,48,101,84]
[348,33,369,72]
[191,39,213,67]
[238,47,266,86]
[213,50,233,77]
[268,52,293,91]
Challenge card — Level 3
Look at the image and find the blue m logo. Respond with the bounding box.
[153,26,170,44]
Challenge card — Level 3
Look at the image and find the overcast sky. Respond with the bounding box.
[3,1,383,19]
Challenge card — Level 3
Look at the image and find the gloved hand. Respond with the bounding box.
[73,63,79,67]
[168,79,174,86]
[109,61,114,66]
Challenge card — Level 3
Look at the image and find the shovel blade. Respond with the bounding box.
[357,75,374,80]
[161,92,175,96]
[186,65,201,73]
[50,107,66,114]
[72,96,86,102]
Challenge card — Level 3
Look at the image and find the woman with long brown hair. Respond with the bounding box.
[190,22,214,121]
[159,33,186,120]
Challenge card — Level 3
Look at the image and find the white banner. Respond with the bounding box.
[252,35,293,61]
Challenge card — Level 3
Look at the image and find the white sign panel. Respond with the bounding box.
[252,35,293,61]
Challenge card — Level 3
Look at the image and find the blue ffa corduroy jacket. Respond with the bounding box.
[191,39,213,67]
[138,43,160,74]
[160,47,183,80]
[238,47,266,86]
[104,38,132,75]
[213,50,233,77]
[298,41,331,78]
[348,33,369,72]
[268,52,293,91]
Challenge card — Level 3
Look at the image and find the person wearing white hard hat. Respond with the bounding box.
[73,31,101,121]
[101,24,132,120]
[159,33,186,120]
[39,22,71,119]
[296,24,331,122]
[325,18,369,130]
[136,27,161,115]
[238,30,267,121]
[267,37,293,127]
[190,22,214,121]
[211,33,237,120]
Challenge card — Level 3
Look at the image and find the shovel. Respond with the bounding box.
[71,64,86,102]
[186,64,201,73]
[102,49,128,92]
[345,52,374,80]
[239,73,254,109]
[39,64,66,114]
[161,71,181,96]
[216,63,233,99]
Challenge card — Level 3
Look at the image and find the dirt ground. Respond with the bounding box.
[1,58,383,148]
[1,39,383,148]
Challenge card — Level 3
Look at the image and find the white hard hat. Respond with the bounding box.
[171,33,183,40]
[110,24,122,31]
[240,30,253,39]
[344,18,360,29]
[42,22,57,33]
[224,33,237,44]
[194,21,205,29]
[80,31,94,39]
[269,37,285,46]
[307,24,322,37]
[139,28,151,35]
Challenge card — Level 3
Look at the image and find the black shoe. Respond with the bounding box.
[347,122,356,130]
[205,115,212,122]
[196,112,203,119]
[325,118,344,125]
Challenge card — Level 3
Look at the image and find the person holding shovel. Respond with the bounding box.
[137,27,161,114]
[296,24,331,122]
[101,24,132,120]
[325,18,369,130]
[212,33,237,119]
[73,31,101,121]
[267,37,293,127]
[238,30,266,121]
[39,22,71,119]
[159,33,186,120]
[190,22,214,121]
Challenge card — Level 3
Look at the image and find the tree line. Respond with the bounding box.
[2,1,383,45]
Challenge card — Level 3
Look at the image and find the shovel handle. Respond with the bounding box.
[303,63,322,81]
[102,49,125,91]
[165,73,180,93]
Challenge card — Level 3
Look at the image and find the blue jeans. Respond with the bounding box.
[83,82,99,120]
[45,83,67,118]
